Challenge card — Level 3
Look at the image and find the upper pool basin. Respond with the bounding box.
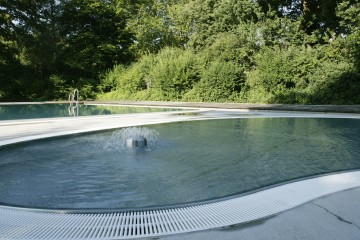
[0,103,181,121]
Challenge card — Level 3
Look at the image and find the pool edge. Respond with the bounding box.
[1,171,360,239]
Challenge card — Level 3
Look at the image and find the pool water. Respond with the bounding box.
[0,118,359,209]
[0,103,180,120]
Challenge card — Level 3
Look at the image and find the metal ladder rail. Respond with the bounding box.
[68,89,79,116]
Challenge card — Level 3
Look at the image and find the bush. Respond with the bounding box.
[98,31,360,104]
[148,48,200,100]
[46,75,69,100]
[198,27,259,68]
[98,47,200,101]
[184,60,244,102]
[243,38,360,104]
[98,65,126,93]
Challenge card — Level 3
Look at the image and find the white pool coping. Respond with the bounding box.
[1,171,360,239]
[0,106,360,239]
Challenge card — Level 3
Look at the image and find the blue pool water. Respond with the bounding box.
[0,118,359,209]
[0,103,180,120]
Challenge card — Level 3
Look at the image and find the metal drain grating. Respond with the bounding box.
[1,171,360,239]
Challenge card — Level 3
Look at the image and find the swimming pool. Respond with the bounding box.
[1,108,360,239]
[0,103,181,120]
[1,117,359,210]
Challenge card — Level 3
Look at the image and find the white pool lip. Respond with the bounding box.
[1,171,360,239]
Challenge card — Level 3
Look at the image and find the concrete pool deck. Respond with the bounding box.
[161,187,360,240]
[0,102,360,239]
[1,107,360,147]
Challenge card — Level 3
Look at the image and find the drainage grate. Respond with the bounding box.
[1,171,360,239]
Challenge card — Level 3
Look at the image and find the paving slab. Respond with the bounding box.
[0,111,197,146]
[160,188,360,240]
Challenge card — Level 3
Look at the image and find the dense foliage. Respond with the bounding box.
[1,0,360,103]
[0,0,134,100]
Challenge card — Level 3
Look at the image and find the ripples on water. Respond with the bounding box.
[0,118,359,209]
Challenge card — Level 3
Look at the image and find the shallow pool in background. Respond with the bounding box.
[0,118,359,209]
[0,103,181,120]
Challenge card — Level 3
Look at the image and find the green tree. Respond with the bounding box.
[128,0,192,54]
[0,0,62,100]
[0,5,16,99]
[187,0,261,49]
[1,0,61,73]
[0,0,136,100]
[337,0,360,35]
[59,0,134,76]
[257,0,301,18]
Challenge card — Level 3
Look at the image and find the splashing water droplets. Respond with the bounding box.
[105,127,159,151]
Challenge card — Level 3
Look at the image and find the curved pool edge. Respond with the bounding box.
[1,108,360,147]
[1,171,360,239]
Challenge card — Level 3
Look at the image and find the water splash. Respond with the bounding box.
[105,127,159,151]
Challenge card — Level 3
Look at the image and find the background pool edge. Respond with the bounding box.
[0,103,184,120]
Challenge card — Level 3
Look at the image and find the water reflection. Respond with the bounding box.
[0,104,181,120]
